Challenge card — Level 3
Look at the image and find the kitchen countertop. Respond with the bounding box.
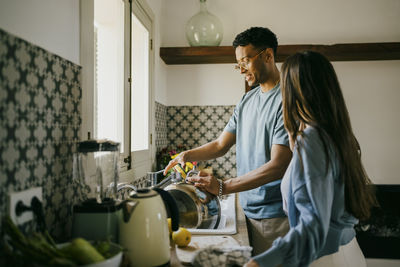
[170,193,249,266]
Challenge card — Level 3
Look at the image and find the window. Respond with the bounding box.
[131,14,149,152]
[94,0,125,152]
[129,0,154,178]
[80,0,154,179]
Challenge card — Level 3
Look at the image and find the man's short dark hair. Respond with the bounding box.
[233,27,278,56]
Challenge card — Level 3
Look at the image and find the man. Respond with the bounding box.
[164,27,292,255]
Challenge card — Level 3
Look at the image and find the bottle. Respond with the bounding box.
[185,0,223,46]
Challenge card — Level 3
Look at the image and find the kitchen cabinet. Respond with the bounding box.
[160,42,400,65]
[355,185,400,260]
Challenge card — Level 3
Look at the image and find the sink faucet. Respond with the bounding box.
[117,182,137,192]
[106,182,137,200]
[152,171,182,189]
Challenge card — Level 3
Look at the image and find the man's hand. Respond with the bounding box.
[163,152,187,175]
[244,259,260,267]
[186,171,220,196]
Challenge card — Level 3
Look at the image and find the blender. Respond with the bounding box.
[71,139,123,242]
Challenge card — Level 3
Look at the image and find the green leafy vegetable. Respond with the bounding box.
[2,216,120,266]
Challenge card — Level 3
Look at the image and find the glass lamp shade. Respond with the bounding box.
[185,0,223,46]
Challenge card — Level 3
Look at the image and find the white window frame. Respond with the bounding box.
[128,0,155,180]
[80,0,155,182]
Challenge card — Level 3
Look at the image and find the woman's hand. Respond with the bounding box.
[163,152,187,175]
[244,259,260,267]
[186,171,220,196]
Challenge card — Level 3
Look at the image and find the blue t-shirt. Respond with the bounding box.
[224,84,289,219]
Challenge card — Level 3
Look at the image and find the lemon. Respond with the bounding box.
[167,218,172,234]
[172,227,191,247]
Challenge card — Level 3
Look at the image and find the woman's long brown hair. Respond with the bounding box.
[281,51,376,220]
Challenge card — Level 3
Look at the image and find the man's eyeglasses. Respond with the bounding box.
[234,48,266,70]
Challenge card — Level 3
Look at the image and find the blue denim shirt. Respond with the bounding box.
[253,127,358,267]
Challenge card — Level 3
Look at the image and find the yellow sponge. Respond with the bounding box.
[174,164,187,178]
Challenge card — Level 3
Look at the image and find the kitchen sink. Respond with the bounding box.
[187,193,237,235]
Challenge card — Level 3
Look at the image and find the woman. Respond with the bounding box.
[245,51,376,267]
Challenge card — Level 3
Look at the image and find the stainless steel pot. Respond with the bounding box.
[164,182,221,229]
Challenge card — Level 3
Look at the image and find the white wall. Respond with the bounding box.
[161,0,400,106]
[161,0,399,47]
[166,63,243,105]
[151,0,400,184]
[0,0,80,64]
[335,60,400,184]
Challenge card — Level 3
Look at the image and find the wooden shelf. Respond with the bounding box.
[160,42,400,65]
[160,46,235,64]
